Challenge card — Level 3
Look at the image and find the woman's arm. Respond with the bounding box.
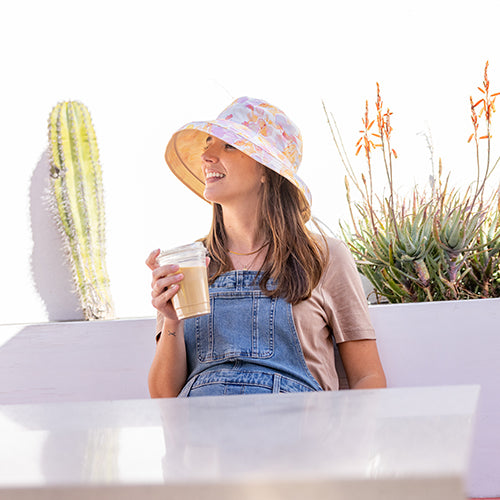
[148,317,188,397]
[338,339,386,389]
[320,239,387,390]
[146,249,189,398]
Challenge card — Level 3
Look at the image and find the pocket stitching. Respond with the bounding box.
[196,293,275,362]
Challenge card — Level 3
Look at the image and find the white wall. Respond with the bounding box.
[1,0,500,324]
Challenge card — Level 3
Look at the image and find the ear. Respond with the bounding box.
[260,165,267,184]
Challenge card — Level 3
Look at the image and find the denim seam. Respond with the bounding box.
[194,381,273,389]
[252,294,258,355]
[193,370,314,391]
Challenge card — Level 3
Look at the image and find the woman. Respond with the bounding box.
[147,96,386,398]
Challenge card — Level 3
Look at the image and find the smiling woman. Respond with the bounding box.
[146,96,386,398]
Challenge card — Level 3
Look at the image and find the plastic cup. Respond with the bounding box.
[157,242,210,320]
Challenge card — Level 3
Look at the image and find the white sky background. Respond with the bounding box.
[1,0,499,322]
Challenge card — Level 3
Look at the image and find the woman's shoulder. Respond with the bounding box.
[311,233,359,284]
[311,233,353,262]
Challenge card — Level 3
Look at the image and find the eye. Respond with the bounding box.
[224,143,236,150]
[203,136,213,151]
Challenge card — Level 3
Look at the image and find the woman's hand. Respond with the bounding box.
[146,249,188,398]
[145,249,184,323]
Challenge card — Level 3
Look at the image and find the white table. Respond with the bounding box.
[0,385,479,500]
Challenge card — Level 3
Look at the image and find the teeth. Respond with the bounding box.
[206,172,225,179]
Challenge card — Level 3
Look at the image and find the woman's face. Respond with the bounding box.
[201,136,265,206]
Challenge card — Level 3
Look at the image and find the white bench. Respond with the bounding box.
[0,301,499,498]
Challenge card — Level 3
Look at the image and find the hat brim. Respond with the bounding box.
[165,120,312,211]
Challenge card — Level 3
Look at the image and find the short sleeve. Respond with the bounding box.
[320,238,376,343]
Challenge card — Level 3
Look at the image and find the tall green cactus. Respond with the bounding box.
[48,101,114,320]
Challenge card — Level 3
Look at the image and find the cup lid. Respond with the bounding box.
[158,241,206,264]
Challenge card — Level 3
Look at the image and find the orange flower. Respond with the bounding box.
[469,61,498,141]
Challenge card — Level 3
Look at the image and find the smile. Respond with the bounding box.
[205,171,226,180]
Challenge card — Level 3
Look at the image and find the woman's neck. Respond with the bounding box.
[222,207,266,254]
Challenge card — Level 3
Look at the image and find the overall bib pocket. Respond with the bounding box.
[194,291,275,362]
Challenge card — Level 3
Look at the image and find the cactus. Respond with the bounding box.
[47,101,114,320]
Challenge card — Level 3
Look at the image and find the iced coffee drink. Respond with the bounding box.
[157,242,210,320]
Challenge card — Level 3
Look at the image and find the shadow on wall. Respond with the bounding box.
[29,149,84,321]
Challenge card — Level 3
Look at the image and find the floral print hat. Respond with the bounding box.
[165,96,311,210]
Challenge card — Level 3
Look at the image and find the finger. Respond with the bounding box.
[152,263,180,281]
[151,283,180,308]
[152,273,184,296]
[146,249,161,270]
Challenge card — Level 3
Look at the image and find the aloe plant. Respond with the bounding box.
[327,62,500,303]
[462,206,500,298]
[48,101,114,319]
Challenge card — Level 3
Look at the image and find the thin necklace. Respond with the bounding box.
[228,243,268,270]
[227,242,268,256]
[242,253,259,271]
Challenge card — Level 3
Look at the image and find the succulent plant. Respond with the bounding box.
[327,62,500,303]
[48,101,114,320]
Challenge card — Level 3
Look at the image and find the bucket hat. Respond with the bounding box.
[165,96,311,209]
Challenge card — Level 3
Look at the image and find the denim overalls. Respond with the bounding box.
[178,270,323,397]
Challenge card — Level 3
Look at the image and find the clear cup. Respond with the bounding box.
[157,242,210,320]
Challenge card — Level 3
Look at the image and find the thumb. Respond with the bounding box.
[146,249,161,270]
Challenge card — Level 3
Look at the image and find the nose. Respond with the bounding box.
[201,141,218,163]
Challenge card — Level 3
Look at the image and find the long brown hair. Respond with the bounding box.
[202,169,328,304]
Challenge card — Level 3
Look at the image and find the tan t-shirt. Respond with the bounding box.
[155,237,375,391]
